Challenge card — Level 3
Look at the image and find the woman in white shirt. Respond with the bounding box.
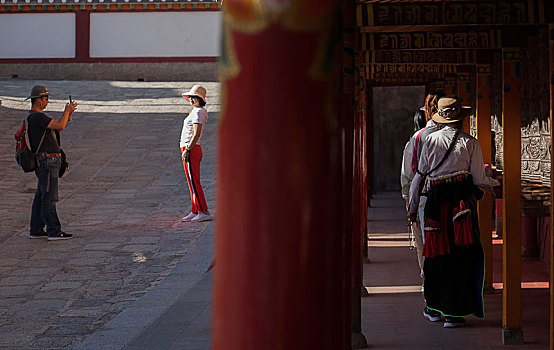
[180,85,212,222]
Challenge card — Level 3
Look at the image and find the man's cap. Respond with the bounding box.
[26,85,49,100]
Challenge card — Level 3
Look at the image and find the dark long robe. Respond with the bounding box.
[423,175,485,318]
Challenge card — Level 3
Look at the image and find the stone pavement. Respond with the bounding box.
[0,79,218,349]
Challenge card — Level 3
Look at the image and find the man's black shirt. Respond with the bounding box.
[27,112,60,153]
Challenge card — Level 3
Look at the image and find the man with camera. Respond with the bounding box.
[27,85,77,241]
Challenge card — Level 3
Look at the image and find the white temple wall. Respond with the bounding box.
[0,13,75,58]
[89,12,221,58]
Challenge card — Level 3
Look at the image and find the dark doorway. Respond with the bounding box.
[372,86,425,192]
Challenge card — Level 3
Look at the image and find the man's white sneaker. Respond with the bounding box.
[191,213,212,222]
[181,212,197,222]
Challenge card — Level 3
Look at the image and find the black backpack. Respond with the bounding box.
[14,118,46,173]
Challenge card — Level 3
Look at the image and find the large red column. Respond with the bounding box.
[214,1,345,349]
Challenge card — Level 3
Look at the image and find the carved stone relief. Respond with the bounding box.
[521,120,551,185]
[519,29,550,186]
[489,29,550,186]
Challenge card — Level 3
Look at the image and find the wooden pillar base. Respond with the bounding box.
[351,332,368,349]
[502,328,524,345]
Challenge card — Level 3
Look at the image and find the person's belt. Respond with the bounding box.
[36,152,61,160]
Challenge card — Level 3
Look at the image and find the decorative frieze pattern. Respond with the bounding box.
[365,30,501,50]
[0,0,219,10]
[0,0,217,3]
[360,1,542,27]
[371,50,475,65]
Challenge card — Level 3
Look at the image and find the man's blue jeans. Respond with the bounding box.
[30,156,62,236]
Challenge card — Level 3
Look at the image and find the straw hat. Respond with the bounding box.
[431,97,472,124]
[182,85,207,103]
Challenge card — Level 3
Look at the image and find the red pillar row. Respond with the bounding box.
[214,1,348,349]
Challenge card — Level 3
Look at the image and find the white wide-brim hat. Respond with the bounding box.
[182,85,207,103]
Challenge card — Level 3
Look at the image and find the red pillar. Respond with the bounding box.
[358,68,368,261]
[458,73,474,134]
[548,24,554,350]
[339,32,354,345]
[341,0,367,348]
[501,47,523,344]
[364,86,373,262]
[445,76,456,96]
[341,89,354,349]
[359,86,369,263]
[214,2,345,349]
[476,64,494,290]
[366,87,374,199]
[350,51,368,349]
[75,11,90,62]
[351,71,368,348]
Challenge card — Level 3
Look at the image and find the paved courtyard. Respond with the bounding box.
[0,79,219,349]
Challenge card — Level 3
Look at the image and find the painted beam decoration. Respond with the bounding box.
[370,49,474,65]
[364,30,501,50]
[368,63,475,80]
[359,0,547,27]
[0,0,219,11]
[368,49,498,65]
[0,0,218,3]
[368,78,441,86]
[368,74,456,87]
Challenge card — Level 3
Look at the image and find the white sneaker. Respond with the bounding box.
[181,212,197,222]
[191,213,212,222]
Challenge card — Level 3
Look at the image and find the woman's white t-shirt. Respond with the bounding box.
[180,107,208,148]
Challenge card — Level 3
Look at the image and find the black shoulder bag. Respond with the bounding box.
[53,130,69,178]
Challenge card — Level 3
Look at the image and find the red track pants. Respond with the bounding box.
[181,145,208,213]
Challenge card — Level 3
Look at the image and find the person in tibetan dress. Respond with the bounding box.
[408,97,500,328]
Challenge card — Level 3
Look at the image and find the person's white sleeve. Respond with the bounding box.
[470,139,500,188]
[408,141,431,214]
[190,109,202,124]
[400,139,415,200]
[408,173,423,214]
